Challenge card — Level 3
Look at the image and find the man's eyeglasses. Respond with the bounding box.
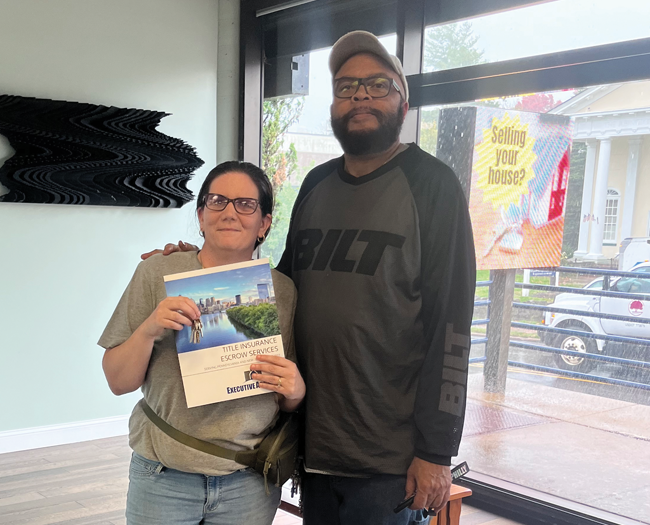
[203,193,260,215]
[333,76,402,99]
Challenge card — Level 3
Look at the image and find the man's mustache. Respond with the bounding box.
[340,107,384,124]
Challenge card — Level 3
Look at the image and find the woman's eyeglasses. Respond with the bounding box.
[203,193,259,215]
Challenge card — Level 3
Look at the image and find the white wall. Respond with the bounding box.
[0,0,226,440]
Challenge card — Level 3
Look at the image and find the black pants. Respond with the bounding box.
[301,472,428,525]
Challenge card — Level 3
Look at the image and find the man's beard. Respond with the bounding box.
[331,104,404,156]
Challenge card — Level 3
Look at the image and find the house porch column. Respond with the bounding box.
[586,138,612,259]
[574,139,598,257]
[620,137,643,240]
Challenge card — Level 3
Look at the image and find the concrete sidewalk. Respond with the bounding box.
[460,372,650,523]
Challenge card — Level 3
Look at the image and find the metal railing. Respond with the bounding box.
[487,266,650,391]
[470,280,491,363]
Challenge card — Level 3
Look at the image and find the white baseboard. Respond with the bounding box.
[0,415,129,454]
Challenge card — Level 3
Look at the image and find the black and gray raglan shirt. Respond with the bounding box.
[276,143,476,476]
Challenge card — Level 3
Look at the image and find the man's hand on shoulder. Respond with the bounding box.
[405,457,451,513]
[140,241,199,261]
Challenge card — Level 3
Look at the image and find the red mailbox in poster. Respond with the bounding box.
[437,106,573,270]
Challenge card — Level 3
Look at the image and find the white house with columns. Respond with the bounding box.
[551,81,650,260]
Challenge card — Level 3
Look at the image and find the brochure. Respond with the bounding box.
[163,258,283,408]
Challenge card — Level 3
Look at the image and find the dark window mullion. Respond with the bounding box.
[407,37,650,107]
[396,0,425,144]
[263,0,396,60]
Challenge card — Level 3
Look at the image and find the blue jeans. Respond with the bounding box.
[126,452,281,525]
[301,471,429,525]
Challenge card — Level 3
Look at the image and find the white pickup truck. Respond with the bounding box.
[540,262,650,372]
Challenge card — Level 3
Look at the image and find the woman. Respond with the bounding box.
[99,161,305,525]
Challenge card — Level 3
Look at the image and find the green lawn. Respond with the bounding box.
[474,270,557,305]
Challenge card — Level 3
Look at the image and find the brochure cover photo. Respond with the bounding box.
[163,258,283,408]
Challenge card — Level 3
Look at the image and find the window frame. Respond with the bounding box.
[242,0,650,159]
[239,1,650,523]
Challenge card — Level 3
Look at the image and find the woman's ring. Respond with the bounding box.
[278,377,282,388]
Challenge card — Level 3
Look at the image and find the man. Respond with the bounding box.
[275,31,475,524]
[147,31,475,525]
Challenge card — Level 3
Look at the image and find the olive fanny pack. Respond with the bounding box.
[141,401,299,495]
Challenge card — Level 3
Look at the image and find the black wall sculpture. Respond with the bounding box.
[0,95,203,207]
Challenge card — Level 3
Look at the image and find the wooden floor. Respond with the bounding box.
[0,436,519,524]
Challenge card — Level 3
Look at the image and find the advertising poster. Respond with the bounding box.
[438,106,573,270]
[163,259,283,408]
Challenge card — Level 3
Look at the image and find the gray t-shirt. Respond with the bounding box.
[98,251,297,475]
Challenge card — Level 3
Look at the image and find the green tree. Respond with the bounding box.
[260,97,305,266]
[262,98,304,193]
[227,303,279,337]
[263,181,298,266]
[424,21,485,72]
[419,22,485,155]
[419,109,439,156]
